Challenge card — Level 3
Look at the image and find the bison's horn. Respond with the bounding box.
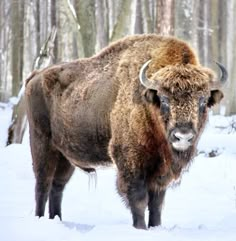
[211,62,228,89]
[216,61,228,85]
[139,60,157,90]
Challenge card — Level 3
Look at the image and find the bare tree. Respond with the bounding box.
[156,0,175,35]
[74,0,96,57]
[175,0,193,42]
[11,0,25,96]
[228,10,236,114]
[36,0,41,55]
[51,0,58,62]
[143,0,154,33]
[0,0,11,101]
[224,0,236,115]
[110,0,133,42]
[96,0,109,50]
[134,0,144,34]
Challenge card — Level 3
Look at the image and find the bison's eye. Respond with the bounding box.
[199,97,207,113]
[160,96,170,115]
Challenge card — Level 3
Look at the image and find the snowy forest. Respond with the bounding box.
[1,1,236,240]
[0,0,236,115]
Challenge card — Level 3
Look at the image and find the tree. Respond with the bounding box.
[228,14,236,115]
[11,0,25,97]
[96,0,109,50]
[134,0,144,34]
[51,0,57,62]
[110,0,133,42]
[143,0,154,33]
[156,0,175,35]
[74,0,96,57]
[175,0,193,42]
[224,0,236,115]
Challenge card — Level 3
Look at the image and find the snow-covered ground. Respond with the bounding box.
[0,105,236,241]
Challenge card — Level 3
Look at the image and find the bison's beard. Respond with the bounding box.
[170,145,196,177]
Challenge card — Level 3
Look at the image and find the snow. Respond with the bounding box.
[0,105,236,241]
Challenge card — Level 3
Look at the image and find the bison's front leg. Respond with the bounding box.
[109,142,148,229]
[117,174,148,229]
[148,188,166,227]
[128,180,148,229]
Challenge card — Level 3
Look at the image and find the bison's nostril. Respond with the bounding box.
[175,136,180,142]
[174,132,194,142]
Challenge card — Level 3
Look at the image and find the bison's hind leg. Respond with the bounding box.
[31,131,58,218]
[49,154,74,220]
[31,129,74,220]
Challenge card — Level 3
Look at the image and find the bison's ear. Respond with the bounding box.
[208,90,224,108]
[142,89,160,106]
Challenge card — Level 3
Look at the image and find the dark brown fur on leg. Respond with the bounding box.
[49,155,74,220]
[35,185,49,218]
[148,189,166,227]
[31,131,58,218]
[125,176,148,229]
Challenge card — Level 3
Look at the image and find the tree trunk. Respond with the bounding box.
[51,0,58,62]
[75,0,96,57]
[107,0,120,38]
[96,0,109,50]
[228,8,236,115]
[143,0,153,33]
[175,0,193,42]
[192,0,200,50]
[110,0,133,42]
[134,0,143,34]
[224,0,236,115]
[1,0,11,101]
[11,0,25,97]
[36,0,41,56]
[210,0,220,64]
[215,0,228,115]
[156,0,175,35]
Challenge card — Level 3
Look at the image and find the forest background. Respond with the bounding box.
[0,0,236,117]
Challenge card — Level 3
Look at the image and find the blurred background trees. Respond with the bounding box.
[0,0,235,115]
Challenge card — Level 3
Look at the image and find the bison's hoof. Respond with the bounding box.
[133,221,147,230]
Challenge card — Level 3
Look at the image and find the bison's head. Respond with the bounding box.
[140,60,227,152]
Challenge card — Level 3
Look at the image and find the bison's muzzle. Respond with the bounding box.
[169,125,195,151]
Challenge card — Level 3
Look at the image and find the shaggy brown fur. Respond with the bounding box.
[25,34,225,229]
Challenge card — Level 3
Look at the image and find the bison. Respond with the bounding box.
[25,34,227,229]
